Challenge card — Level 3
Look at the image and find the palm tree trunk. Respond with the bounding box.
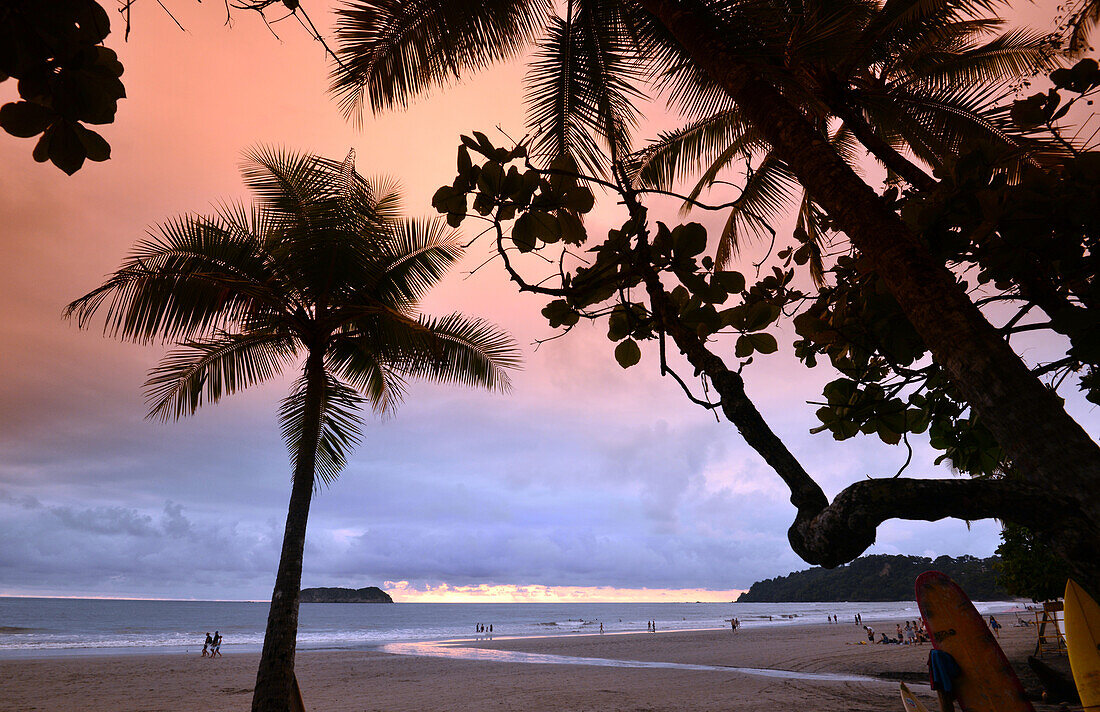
[251,349,326,712]
[635,0,1100,557]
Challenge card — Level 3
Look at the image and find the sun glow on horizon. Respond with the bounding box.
[383,581,747,603]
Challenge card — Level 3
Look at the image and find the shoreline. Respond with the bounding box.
[4,618,1062,712]
[0,600,1029,661]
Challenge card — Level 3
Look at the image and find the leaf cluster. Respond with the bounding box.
[909,143,1100,404]
[793,128,1098,476]
[994,523,1073,602]
[1010,58,1100,128]
[436,133,797,374]
[0,0,125,174]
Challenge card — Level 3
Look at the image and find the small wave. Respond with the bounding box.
[0,626,38,634]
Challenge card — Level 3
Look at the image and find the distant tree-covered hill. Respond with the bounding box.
[299,586,393,603]
[737,554,1011,602]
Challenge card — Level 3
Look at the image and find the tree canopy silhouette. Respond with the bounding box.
[334,0,1100,600]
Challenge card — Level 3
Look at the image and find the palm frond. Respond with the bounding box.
[645,1,790,121]
[239,147,337,232]
[326,335,409,415]
[374,217,464,304]
[525,3,646,177]
[711,155,800,269]
[525,14,608,177]
[855,0,1002,55]
[830,121,864,171]
[64,215,285,344]
[895,28,1063,90]
[628,109,762,189]
[867,82,1028,167]
[395,313,521,392]
[144,331,298,421]
[331,0,552,121]
[280,371,367,488]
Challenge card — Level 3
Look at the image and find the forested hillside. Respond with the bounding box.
[737,555,1010,602]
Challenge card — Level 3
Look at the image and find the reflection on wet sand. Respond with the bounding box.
[379,639,886,683]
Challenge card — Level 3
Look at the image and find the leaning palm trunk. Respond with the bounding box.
[252,351,324,712]
[636,0,1100,591]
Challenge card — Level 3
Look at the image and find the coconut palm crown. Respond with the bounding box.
[65,147,521,712]
[628,0,1066,272]
[330,0,1063,277]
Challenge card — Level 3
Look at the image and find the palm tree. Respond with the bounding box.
[65,147,521,712]
[628,0,1064,272]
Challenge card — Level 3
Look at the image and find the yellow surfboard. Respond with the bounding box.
[1065,579,1100,711]
[900,682,931,712]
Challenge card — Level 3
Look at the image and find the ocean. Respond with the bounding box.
[0,597,1023,659]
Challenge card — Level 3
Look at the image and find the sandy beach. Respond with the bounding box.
[3,621,1064,712]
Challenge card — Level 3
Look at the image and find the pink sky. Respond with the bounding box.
[0,0,1091,601]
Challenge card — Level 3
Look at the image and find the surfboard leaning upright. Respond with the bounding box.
[1065,579,1100,710]
[915,570,1034,712]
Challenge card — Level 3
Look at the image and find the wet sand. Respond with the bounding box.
[2,620,1065,712]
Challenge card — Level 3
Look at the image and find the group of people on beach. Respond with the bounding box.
[862,620,928,645]
[475,623,493,640]
[646,620,657,632]
[201,631,222,657]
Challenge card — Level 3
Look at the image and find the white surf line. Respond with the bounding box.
[378,640,887,684]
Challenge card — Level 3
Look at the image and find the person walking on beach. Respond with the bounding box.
[600,623,604,634]
[211,631,222,658]
[988,615,1001,637]
[202,632,211,657]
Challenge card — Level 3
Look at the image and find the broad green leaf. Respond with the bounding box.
[614,338,641,368]
[75,124,110,162]
[713,270,745,293]
[748,332,778,354]
[672,223,707,257]
[0,101,55,138]
[559,210,586,246]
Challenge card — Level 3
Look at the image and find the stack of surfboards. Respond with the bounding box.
[903,573,1100,712]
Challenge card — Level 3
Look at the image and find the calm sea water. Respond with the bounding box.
[0,597,1022,659]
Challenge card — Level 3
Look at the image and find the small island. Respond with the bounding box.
[299,586,394,603]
